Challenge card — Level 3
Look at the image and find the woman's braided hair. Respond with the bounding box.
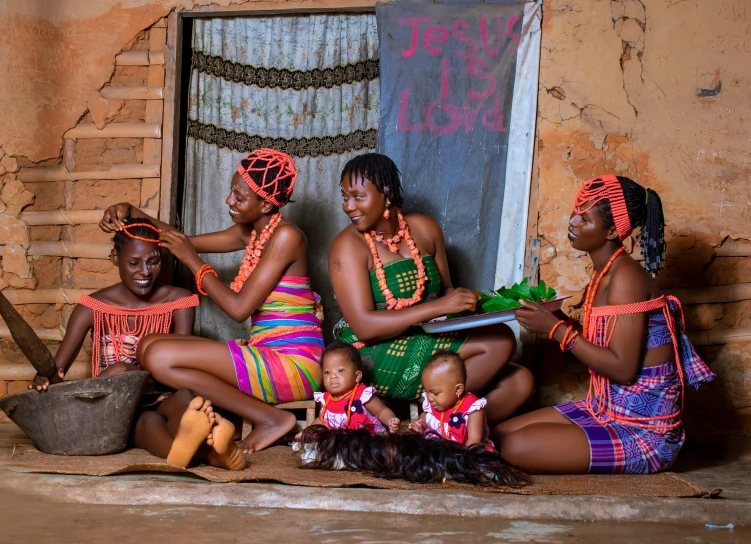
[594,176,666,277]
[340,153,404,208]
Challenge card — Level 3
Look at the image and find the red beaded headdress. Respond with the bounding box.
[574,175,632,241]
[237,148,297,208]
[122,222,160,243]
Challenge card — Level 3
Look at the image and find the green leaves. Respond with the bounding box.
[497,278,556,304]
[480,294,522,312]
[444,279,558,320]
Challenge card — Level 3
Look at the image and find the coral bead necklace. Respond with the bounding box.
[230,212,282,293]
[582,246,626,338]
[364,211,426,310]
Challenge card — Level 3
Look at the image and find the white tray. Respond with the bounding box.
[418,295,570,334]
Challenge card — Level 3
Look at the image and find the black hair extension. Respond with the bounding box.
[593,176,666,277]
[300,426,530,488]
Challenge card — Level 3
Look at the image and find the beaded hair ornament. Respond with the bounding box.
[237,148,298,208]
[574,175,632,241]
[121,222,160,243]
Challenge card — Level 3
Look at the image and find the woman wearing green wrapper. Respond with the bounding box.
[330,153,534,424]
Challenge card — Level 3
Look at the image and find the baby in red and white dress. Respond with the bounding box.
[297,340,400,439]
[409,350,493,449]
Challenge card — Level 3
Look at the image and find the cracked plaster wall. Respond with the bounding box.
[0,0,257,162]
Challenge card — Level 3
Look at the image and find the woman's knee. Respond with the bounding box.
[172,389,195,405]
[468,323,516,360]
[499,431,530,467]
[136,334,170,365]
[512,364,536,403]
[133,410,162,437]
[139,341,173,378]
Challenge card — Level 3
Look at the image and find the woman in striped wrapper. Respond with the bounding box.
[100,149,324,457]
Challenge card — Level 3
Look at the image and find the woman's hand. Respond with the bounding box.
[159,230,202,270]
[514,299,561,336]
[437,288,478,316]
[29,368,64,392]
[99,203,132,233]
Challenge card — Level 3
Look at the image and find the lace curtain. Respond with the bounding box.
[184,15,379,340]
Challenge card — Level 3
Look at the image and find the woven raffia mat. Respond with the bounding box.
[6,444,709,498]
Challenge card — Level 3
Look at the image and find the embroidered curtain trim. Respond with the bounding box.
[188,119,377,157]
[192,50,379,91]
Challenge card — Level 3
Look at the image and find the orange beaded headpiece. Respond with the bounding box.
[237,148,297,208]
[122,222,160,243]
[574,175,632,241]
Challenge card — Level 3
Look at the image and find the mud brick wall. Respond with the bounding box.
[1,1,750,437]
[0,17,167,418]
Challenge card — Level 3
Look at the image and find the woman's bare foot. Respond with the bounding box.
[206,413,246,471]
[237,409,296,454]
[166,397,213,468]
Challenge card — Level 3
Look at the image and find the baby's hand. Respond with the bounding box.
[388,417,401,433]
[409,420,427,433]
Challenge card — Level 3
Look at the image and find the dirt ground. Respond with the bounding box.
[0,486,747,544]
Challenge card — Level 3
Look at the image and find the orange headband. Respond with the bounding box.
[574,175,632,241]
[237,148,297,208]
[122,223,160,243]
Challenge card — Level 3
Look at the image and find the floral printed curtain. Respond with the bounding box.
[184,15,379,340]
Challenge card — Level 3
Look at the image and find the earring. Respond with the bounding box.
[383,199,391,219]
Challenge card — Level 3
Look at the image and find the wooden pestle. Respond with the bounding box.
[0,291,58,378]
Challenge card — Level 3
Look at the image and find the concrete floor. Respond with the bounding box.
[0,424,749,542]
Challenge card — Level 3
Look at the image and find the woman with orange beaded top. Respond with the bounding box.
[496,176,714,474]
[99,149,323,454]
[330,153,534,426]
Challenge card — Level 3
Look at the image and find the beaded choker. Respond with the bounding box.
[574,175,632,241]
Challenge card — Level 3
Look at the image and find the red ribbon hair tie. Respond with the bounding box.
[237,148,298,208]
[574,175,632,241]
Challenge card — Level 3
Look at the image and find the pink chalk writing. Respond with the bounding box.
[400,17,432,57]
[396,14,519,135]
[424,25,450,55]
